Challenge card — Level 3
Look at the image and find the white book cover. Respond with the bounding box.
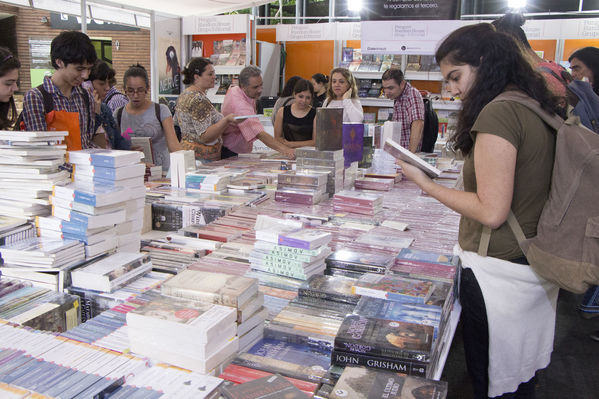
[67,148,109,165]
[0,130,68,139]
[0,236,80,257]
[74,163,146,180]
[384,138,441,178]
[90,150,144,168]
[71,252,151,292]
[84,236,118,259]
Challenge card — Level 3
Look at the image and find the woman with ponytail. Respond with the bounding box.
[396,23,562,399]
[0,47,20,130]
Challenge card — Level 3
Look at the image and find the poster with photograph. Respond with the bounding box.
[156,17,181,95]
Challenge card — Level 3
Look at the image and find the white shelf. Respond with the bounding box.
[359,97,393,107]
[353,71,384,79]
[214,65,244,75]
[432,100,462,111]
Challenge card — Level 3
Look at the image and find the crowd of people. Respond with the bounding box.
[1,13,598,399]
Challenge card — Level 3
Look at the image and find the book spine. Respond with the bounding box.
[334,334,430,362]
[330,350,427,377]
[297,288,359,305]
[161,286,237,307]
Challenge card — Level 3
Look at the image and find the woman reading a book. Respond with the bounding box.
[274,79,316,148]
[394,24,561,399]
[322,68,363,123]
[174,57,239,162]
[0,47,20,130]
[311,73,328,108]
[116,64,181,171]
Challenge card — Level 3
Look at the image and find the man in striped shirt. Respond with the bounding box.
[22,31,99,149]
[382,68,425,153]
[221,66,295,159]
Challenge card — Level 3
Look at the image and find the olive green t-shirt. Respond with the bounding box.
[458,99,555,260]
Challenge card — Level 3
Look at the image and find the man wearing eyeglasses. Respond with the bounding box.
[22,31,100,150]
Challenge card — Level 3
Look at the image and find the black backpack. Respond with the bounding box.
[420,97,439,153]
[116,103,182,142]
[16,84,90,131]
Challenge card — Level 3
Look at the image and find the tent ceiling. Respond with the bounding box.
[112,0,272,17]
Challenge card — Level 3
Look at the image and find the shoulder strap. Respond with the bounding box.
[478,211,527,257]
[492,91,564,131]
[154,103,164,128]
[539,66,567,86]
[116,106,124,128]
[36,84,54,114]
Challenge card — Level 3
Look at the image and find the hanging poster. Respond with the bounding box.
[156,17,181,95]
[361,0,460,21]
[29,38,53,87]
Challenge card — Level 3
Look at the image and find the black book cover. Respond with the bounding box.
[335,315,434,362]
[331,349,427,377]
[298,274,360,305]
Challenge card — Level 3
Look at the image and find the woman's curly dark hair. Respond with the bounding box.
[435,23,561,156]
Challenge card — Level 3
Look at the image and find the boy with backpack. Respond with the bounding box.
[21,31,99,150]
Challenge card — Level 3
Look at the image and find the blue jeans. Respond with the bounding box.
[580,285,599,314]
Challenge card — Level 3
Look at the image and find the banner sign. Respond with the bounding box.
[361,20,465,54]
[361,0,460,21]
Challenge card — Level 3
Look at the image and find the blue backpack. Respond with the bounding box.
[540,66,599,134]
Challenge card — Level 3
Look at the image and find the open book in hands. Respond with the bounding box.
[383,138,441,178]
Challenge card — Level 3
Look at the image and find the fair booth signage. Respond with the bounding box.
[182,15,249,35]
[361,20,466,54]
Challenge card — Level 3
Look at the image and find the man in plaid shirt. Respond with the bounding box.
[382,68,425,153]
[22,31,99,149]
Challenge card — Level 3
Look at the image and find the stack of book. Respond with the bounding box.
[140,239,207,274]
[0,237,85,270]
[161,269,266,352]
[218,373,311,398]
[275,170,328,205]
[332,190,383,215]
[0,279,80,332]
[0,216,34,247]
[329,366,447,399]
[231,337,331,384]
[332,312,434,377]
[325,247,396,277]
[0,130,70,218]
[70,252,153,294]
[351,273,435,305]
[185,170,232,193]
[295,148,345,196]
[126,294,238,373]
[250,224,332,281]
[390,248,459,285]
[68,149,146,253]
[144,164,162,181]
[354,176,395,191]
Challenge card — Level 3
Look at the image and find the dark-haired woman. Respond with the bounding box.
[396,23,561,399]
[311,73,328,108]
[271,75,301,124]
[116,64,181,170]
[274,79,316,148]
[174,57,238,162]
[0,47,20,130]
[569,47,599,96]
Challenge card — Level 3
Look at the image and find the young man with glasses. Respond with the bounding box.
[22,31,99,149]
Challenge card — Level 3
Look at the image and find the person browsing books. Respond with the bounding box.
[220,66,295,159]
[382,68,425,153]
[274,79,316,148]
[396,23,561,399]
[21,31,99,150]
[311,73,328,108]
[83,60,130,150]
[115,64,182,171]
[174,57,239,162]
[271,75,301,124]
[0,47,20,130]
[322,67,363,123]
[569,47,599,95]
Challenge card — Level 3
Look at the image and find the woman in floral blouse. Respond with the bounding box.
[174,57,238,161]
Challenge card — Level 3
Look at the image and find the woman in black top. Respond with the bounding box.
[274,79,316,148]
[311,73,328,108]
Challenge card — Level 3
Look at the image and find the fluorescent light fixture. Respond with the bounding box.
[348,0,362,12]
[508,0,527,8]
